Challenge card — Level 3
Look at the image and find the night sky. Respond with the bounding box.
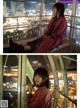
[5,0,80,10]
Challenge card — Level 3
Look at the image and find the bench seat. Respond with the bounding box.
[50,42,70,53]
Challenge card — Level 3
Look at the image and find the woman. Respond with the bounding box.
[27,67,52,108]
[9,2,67,53]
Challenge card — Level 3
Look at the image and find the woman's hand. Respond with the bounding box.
[41,34,47,38]
[27,84,33,94]
[51,33,56,38]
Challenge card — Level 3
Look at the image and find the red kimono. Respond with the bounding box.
[33,16,67,53]
[27,87,52,108]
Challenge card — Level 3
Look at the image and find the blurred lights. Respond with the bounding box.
[9,92,11,95]
[58,73,62,77]
[3,65,8,68]
[3,82,17,89]
[50,79,54,84]
[49,75,53,78]
[32,61,38,64]
[11,68,18,71]
[6,17,29,26]
[8,18,17,25]
[4,73,17,76]
[18,17,28,24]
[74,95,77,100]
[26,74,28,76]
[7,86,9,88]
[60,95,64,99]
[3,83,6,86]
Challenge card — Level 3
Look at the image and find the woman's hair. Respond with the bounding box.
[33,67,50,88]
[53,2,65,16]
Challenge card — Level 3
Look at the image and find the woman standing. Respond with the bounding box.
[27,67,52,108]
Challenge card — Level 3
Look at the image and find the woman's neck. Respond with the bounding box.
[57,13,60,18]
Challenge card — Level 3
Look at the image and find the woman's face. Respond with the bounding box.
[34,74,42,86]
[53,7,57,17]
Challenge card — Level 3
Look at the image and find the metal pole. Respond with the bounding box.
[18,55,22,108]
[39,0,44,36]
[21,55,26,108]
[0,55,3,100]
[26,57,34,83]
[48,55,59,108]
[58,56,68,108]
[69,0,76,43]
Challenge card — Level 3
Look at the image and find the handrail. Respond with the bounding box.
[67,26,80,30]
[65,15,80,18]
[3,15,80,18]
[3,24,80,30]
[56,104,61,108]
[3,15,80,30]
[63,55,77,62]
[55,88,77,106]
[3,25,39,30]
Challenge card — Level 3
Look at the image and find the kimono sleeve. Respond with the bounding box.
[45,17,54,35]
[27,88,47,108]
[51,17,67,38]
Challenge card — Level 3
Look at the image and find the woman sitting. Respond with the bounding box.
[9,2,67,53]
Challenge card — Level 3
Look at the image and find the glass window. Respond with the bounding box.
[3,0,55,44]
[68,99,76,108]
[41,0,54,36]
[73,1,80,45]
[67,70,77,108]
[3,0,40,43]
[60,0,73,40]
[62,55,77,108]
[57,71,64,93]
[3,55,18,108]
[57,55,77,108]
[52,56,61,70]
[62,55,77,70]
[57,93,65,108]
[27,55,52,71]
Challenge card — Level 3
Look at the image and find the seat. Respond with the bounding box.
[50,42,70,53]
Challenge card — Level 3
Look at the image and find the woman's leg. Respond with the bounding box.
[33,37,56,53]
[9,36,43,52]
[24,45,31,50]
[9,38,31,52]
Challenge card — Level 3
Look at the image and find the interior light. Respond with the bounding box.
[32,61,38,64]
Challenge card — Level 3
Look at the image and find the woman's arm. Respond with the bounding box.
[44,17,54,36]
[27,88,47,108]
[51,17,67,38]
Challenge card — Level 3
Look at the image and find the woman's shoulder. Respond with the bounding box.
[59,16,67,23]
[59,15,64,18]
[59,16,66,20]
[37,86,48,92]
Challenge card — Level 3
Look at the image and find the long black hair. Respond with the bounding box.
[53,2,65,16]
[33,67,50,88]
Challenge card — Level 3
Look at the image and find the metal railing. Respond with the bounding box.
[3,15,80,45]
[54,87,77,108]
